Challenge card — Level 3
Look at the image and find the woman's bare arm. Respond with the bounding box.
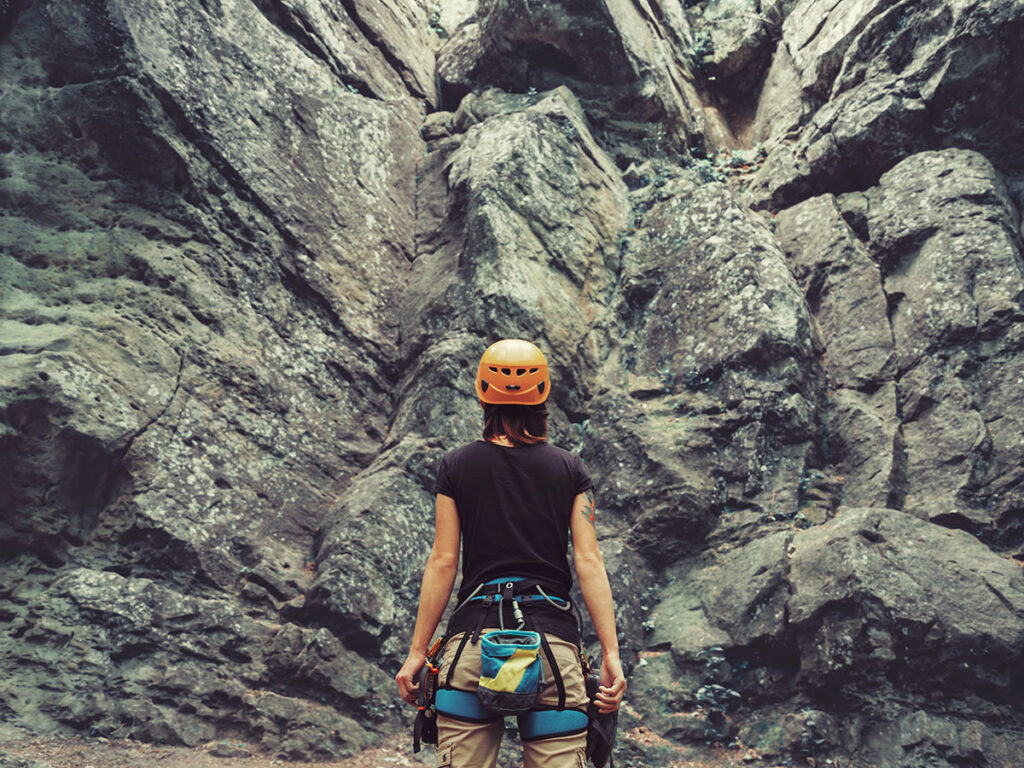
[395,493,460,704]
[570,489,626,712]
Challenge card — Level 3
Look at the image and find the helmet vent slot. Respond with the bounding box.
[537,381,545,394]
[529,368,538,373]
[516,368,526,376]
[501,368,511,375]
[489,366,498,373]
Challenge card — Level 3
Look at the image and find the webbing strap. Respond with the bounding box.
[471,593,495,645]
[445,627,475,689]
[520,600,566,711]
[413,710,424,752]
[538,630,566,710]
[517,707,589,741]
[435,688,501,722]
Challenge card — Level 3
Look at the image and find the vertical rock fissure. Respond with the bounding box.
[335,0,429,101]
[251,0,382,100]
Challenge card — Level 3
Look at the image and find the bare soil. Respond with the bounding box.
[0,726,784,768]
[0,732,427,768]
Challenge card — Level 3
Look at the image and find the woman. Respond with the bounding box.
[396,338,626,768]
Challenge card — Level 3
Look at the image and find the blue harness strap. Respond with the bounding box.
[436,692,589,740]
[517,707,589,742]
[435,688,501,723]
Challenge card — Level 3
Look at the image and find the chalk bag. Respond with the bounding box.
[477,630,543,715]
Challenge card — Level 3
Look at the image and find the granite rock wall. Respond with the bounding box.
[2,0,1023,766]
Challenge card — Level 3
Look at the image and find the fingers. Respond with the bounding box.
[594,677,626,713]
[600,678,626,696]
[395,673,420,706]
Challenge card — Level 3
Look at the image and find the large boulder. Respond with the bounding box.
[436,0,713,150]
[775,193,899,508]
[583,171,824,568]
[641,508,1024,760]
[867,149,1024,536]
[1,568,390,754]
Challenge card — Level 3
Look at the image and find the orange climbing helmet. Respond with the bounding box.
[475,339,551,405]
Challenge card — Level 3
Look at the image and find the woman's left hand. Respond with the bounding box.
[396,653,424,706]
[596,654,627,713]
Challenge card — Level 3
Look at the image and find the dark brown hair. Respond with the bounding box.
[482,403,548,446]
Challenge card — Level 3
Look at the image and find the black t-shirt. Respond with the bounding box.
[434,440,593,639]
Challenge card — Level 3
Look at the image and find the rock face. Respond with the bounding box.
[2,0,1024,767]
[1,0,427,755]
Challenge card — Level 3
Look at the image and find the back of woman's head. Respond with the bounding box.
[482,403,548,446]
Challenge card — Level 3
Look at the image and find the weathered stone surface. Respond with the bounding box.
[583,173,824,566]
[693,0,776,86]
[775,193,900,508]
[747,0,1024,209]
[436,0,710,148]
[436,0,479,38]
[826,385,901,508]
[783,0,898,99]
[866,710,1024,767]
[775,194,894,389]
[641,508,1024,759]
[250,0,439,104]
[3,0,1024,765]
[697,531,791,645]
[400,85,629,406]
[0,566,391,752]
[789,508,1024,689]
[0,755,52,768]
[0,0,428,756]
[868,149,1024,533]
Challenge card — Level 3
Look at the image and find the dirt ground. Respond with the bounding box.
[0,726,778,768]
[0,731,430,768]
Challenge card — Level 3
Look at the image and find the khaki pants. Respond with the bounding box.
[437,629,588,768]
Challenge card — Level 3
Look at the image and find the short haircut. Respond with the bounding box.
[482,403,548,446]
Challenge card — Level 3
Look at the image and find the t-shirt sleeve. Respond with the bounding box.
[434,452,456,497]
[573,454,594,495]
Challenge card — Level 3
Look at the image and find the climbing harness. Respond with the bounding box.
[421,577,591,739]
[413,577,614,763]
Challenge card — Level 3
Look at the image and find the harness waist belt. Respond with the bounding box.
[435,690,588,741]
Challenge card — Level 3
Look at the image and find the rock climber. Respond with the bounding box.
[396,338,626,767]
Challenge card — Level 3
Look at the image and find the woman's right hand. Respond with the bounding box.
[395,653,424,706]
[595,654,626,713]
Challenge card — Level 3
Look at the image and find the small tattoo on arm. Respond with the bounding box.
[582,490,596,524]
